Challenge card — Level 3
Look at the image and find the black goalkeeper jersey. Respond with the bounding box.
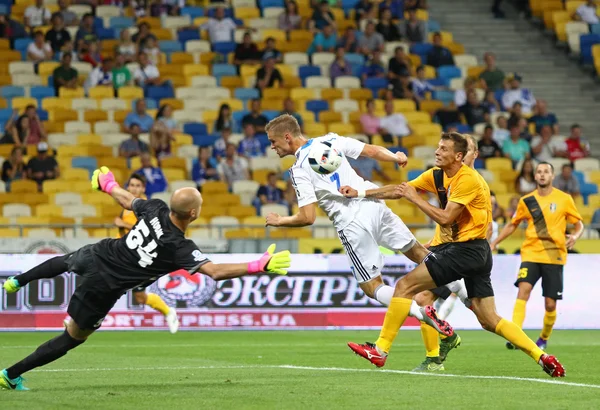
[91,198,210,291]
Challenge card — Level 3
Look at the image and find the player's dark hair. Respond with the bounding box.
[440,132,468,159]
[129,172,146,187]
[537,161,555,174]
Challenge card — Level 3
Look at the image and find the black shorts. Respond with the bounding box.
[515,262,564,300]
[65,245,125,330]
[431,286,452,300]
[424,239,494,299]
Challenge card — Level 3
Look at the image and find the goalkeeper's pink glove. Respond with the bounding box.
[91,166,120,194]
[248,244,291,275]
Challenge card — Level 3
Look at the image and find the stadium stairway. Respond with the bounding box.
[429,0,600,154]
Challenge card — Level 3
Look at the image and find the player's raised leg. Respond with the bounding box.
[3,255,71,294]
[133,288,179,334]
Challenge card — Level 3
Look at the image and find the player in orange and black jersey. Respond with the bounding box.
[491,162,584,350]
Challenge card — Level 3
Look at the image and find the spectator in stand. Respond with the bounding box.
[399,9,427,44]
[79,41,102,68]
[234,32,261,67]
[459,89,490,128]
[117,30,137,63]
[528,99,559,134]
[490,191,505,223]
[454,77,477,107]
[518,117,533,142]
[502,119,531,167]
[215,103,233,133]
[508,101,523,124]
[87,57,113,91]
[134,51,167,89]
[358,21,385,56]
[481,89,501,113]
[151,104,176,161]
[554,164,581,197]
[426,32,454,68]
[112,53,132,92]
[200,7,240,44]
[349,156,391,182]
[0,111,24,146]
[565,124,591,162]
[261,37,283,63]
[376,8,401,42]
[387,67,415,100]
[57,39,77,62]
[0,14,28,47]
[19,105,46,145]
[192,146,218,188]
[361,50,386,83]
[388,47,411,81]
[256,57,284,93]
[26,142,58,191]
[280,98,304,130]
[238,124,263,158]
[479,52,505,91]
[75,13,97,52]
[52,52,78,95]
[308,24,337,55]
[132,22,157,49]
[135,153,168,197]
[338,27,359,53]
[379,0,403,19]
[354,0,376,23]
[505,195,520,222]
[57,0,77,27]
[242,99,269,132]
[218,143,250,188]
[410,65,436,101]
[310,1,336,32]
[124,99,154,133]
[45,13,71,54]
[253,172,288,213]
[359,99,381,141]
[593,208,600,234]
[24,0,51,31]
[531,124,567,162]
[213,127,232,160]
[501,73,536,115]
[330,46,352,84]
[380,100,412,141]
[27,31,53,68]
[119,123,150,158]
[515,159,537,195]
[478,124,503,159]
[575,0,599,24]
[278,1,302,32]
[405,0,428,10]
[142,36,160,66]
[2,147,27,191]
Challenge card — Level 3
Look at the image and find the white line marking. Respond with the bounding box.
[29,364,600,390]
[0,343,425,349]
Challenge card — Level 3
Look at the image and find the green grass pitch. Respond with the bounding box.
[1,330,599,409]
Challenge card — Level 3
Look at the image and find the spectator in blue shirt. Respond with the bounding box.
[74,13,97,53]
[528,100,559,134]
[379,0,404,19]
[349,156,391,182]
[238,124,263,157]
[502,120,531,168]
[118,124,150,158]
[309,1,335,32]
[361,50,386,83]
[426,32,454,68]
[135,153,168,197]
[253,172,288,213]
[410,65,436,100]
[308,24,337,55]
[354,0,375,23]
[124,99,154,133]
[213,127,232,160]
[191,146,219,188]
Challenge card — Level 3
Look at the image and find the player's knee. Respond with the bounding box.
[393,277,414,297]
[517,288,532,301]
[414,291,435,307]
[545,299,557,312]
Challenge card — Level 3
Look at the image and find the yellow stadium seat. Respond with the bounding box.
[129,156,158,170]
[138,16,161,28]
[588,193,600,208]
[160,156,187,170]
[587,170,600,185]
[36,204,63,217]
[42,180,70,194]
[262,29,286,42]
[304,123,327,136]
[551,10,571,30]
[317,88,342,101]
[348,88,372,102]
[419,99,444,115]
[77,134,102,145]
[157,63,183,77]
[170,52,195,64]
[62,168,90,181]
[412,123,442,137]
[447,43,465,55]
[224,228,266,239]
[236,7,260,18]
[41,97,65,111]
[290,88,315,101]
[82,193,115,207]
[290,30,313,42]
[0,228,21,237]
[221,76,244,89]
[200,206,226,220]
[211,193,241,207]
[219,98,243,111]
[84,110,108,123]
[183,64,209,77]
[49,109,78,122]
[280,156,296,170]
[262,88,290,100]
[328,123,356,135]
[162,168,186,181]
[118,86,144,100]
[159,98,184,110]
[202,111,218,125]
[11,97,37,110]
[0,39,9,50]
[282,76,301,89]
[240,64,260,78]
[393,99,417,112]
[59,87,85,98]
[173,133,193,145]
[202,181,228,194]
[9,180,38,193]
[252,169,272,185]
[260,99,284,110]
[227,205,256,220]
[486,157,513,172]
[89,86,114,99]
[404,111,432,125]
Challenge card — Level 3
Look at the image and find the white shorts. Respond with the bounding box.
[337,200,416,283]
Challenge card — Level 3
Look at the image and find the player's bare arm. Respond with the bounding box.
[396,182,464,226]
[565,220,584,250]
[265,203,316,227]
[360,144,407,167]
[92,166,136,210]
[109,185,137,210]
[490,221,519,250]
[339,184,402,200]
[114,216,133,230]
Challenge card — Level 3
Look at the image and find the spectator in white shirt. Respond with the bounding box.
[143,36,161,66]
[453,77,477,107]
[575,0,599,24]
[86,57,114,92]
[200,7,239,44]
[24,0,51,31]
[501,73,536,115]
[27,31,53,65]
[379,100,411,138]
[530,124,568,162]
[134,51,164,87]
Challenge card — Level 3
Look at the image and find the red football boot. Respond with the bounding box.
[348,342,387,368]
[539,354,565,377]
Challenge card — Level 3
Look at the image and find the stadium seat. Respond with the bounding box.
[574,158,600,172]
[3,203,31,217]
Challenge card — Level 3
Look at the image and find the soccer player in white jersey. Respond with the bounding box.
[263,114,453,336]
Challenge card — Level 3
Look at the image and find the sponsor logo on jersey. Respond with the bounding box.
[154,269,216,307]
[549,203,557,213]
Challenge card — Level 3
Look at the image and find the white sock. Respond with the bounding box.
[374,285,394,306]
[409,300,424,320]
[437,294,458,320]
[446,280,471,308]
[433,298,443,311]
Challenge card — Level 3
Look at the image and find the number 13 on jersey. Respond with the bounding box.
[330,172,340,190]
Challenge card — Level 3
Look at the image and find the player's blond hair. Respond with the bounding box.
[265,114,303,139]
[465,134,478,152]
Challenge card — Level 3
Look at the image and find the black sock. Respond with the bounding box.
[14,255,69,287]
[6,330,85,379]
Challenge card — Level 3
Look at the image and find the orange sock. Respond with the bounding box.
[375,297,411,353]
[495,318,544,362]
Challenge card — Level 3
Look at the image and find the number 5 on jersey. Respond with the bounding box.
[126,220,158,267]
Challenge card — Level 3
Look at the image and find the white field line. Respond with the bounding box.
[27,364,600,390]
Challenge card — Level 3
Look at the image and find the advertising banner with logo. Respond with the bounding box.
[1,254,598,331]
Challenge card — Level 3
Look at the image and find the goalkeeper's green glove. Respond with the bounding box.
[248,243,291,275]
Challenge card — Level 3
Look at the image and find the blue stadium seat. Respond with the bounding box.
[573,171,585,186]
[146,86,174,100]
[427,20,441,33]
[432,90,455,105]
[389,147,408,155]
[410,43,433,61]
[0,108,13,122]
[207,8,233,18]
[234,88,260,101]
[305,100,329,115]
[212,64,237,78]
[30,86,55,100]
[14,38,32,52]
[232,110,250,132]
[212,42,237,55]
[591,24,600,35]
[345,53,365,66]
[581,183,599,204]
[181,6,204,19]
[94,17,104,29]
[350,63,364,77]
[580,34,600,64]
[130,99,158,110]
[407,170,424,180]
[259,0,285,9]
[299,65,321,84]
[455,124,472,133]
[1,86,25,99]
[183,122,208,136]
[97,28,115,40]
[437,65,462,81]
[36,109,48,121]
[178,29,200,44]
[263,110,280,121]
[109,16,134,29]
[72,157,98,173]
[474,159,484,169]
[341,0,360,13]
[159,40,183,53]
[193,134,219,147]
[0,4,8,14]
[427,78,448,87]
[364,77,388,95]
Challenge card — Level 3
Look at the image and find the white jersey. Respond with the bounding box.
[290,134,379,231]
